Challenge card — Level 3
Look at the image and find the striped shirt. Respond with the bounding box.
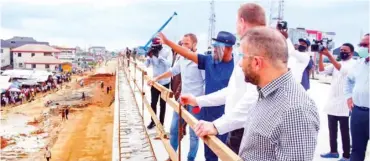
[239,71,320,161]
[320,59,356,116]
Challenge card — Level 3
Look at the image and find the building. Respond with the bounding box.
[1,36,49,69]
[53,46,76,63]
[88,46,106,56]
[1,40,12,69]
[11,44,62,71]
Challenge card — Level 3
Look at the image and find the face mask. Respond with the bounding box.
[298,45,307,52]
[339,52,350,60]
[357,47,369,58]
[211,45,225,64]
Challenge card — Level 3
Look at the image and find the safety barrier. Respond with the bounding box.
[120,56,242,161]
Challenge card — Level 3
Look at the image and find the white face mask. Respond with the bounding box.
[358,47,369,58]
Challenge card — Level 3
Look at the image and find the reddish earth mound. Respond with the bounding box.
[1,136,9,149]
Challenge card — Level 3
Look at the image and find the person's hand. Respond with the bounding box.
[194,120,218,137]
[276,23,288,39]
[157,32,169,44]
[319,48,331,57]
[180,94,198,106]
[147,78,157,86]
[347,98,354,110]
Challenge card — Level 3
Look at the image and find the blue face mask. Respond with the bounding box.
[358,47,369,58]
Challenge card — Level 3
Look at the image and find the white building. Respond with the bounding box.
[53,46,76,63]
[11,44,62,71]
[1,40,12,69]
[88,46,106,56]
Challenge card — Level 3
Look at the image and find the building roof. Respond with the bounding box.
[52,45,76,50]
[1,39,49,48]
[6,36,36,42]
[12,44,60,53]
[24,56,62,64]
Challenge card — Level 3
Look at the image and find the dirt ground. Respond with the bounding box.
[1,60,117,161]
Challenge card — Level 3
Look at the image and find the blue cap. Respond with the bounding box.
[299,38,311,46]
[212,31,236,47]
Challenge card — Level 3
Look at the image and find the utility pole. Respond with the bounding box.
[269,0,285,27]
[207,0,216,49]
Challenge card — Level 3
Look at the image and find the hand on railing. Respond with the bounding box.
[179,94,198,106]
[194,120,219,137]
[147,78,157,86]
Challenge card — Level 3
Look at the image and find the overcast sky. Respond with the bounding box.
[0,0,369,52]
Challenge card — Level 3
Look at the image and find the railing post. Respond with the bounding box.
[141,71,145,120]
[178,103,182,161]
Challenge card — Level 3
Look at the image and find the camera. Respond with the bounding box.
[310,38,333,52]
[277,21,288,30]
[150,45,162,57]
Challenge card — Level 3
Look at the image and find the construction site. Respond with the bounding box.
[0,60,117,161]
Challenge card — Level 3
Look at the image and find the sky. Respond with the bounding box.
[0,0,369,52]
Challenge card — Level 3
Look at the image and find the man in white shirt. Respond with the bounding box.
[318,44,355,161]
[180,3,310,153]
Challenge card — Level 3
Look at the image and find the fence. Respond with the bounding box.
[119,56,242,161]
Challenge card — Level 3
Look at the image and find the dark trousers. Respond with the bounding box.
[350,105,369,161]
[150,83,169,125]
[227,128,244,154]
[200,107,228,161]
[46,157,50,161]
[327,115,350,158]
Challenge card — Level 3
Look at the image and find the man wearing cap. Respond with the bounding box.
[156,31,235,161]
[297,38,314,91]
[145,37,172,129]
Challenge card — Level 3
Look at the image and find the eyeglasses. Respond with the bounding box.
[358,43,369,48]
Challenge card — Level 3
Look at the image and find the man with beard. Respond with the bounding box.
[148,34,205,161]
[180,2,311,154]
[318,43,355,161]
[237,27,319,160]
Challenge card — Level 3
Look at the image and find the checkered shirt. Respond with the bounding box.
[239,71,320,161]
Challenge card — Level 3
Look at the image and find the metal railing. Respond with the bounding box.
[120,56,242,161]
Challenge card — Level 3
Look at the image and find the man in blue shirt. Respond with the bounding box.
[145,38,172,129]
[344,33,369,161]
[297,38,314,91]
[157,31,236,161]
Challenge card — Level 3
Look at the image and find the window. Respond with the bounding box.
[18,63,23,67]
[32,64,36,68]
[0,49,3,53]
[44,52,52,56]
[45,64,50,69]
[18,53,22,57]
[31,53,35,57]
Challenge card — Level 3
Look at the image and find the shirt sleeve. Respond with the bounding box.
[169,59,181,76]
[213,83,259,135]
[344,67,356,99]
[196,87,228,107]
[275,107,319,161]
[319,64,334,75]
[197,54,209,70]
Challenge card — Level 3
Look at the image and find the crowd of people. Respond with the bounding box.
[1,72,73,107]
[125,3,369,161]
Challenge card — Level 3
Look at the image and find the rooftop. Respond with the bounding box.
[12,44,60,53]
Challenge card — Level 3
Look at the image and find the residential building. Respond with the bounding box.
[88,46,106,56]
[12,44,62,71]
[1,36,49,68]
[1,40,12,69]
[53,46,76,63]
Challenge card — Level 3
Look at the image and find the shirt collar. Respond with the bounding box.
[258,70,293,98]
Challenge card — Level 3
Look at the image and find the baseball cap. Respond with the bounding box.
[298,38,311,46]
[212,31,236,47]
